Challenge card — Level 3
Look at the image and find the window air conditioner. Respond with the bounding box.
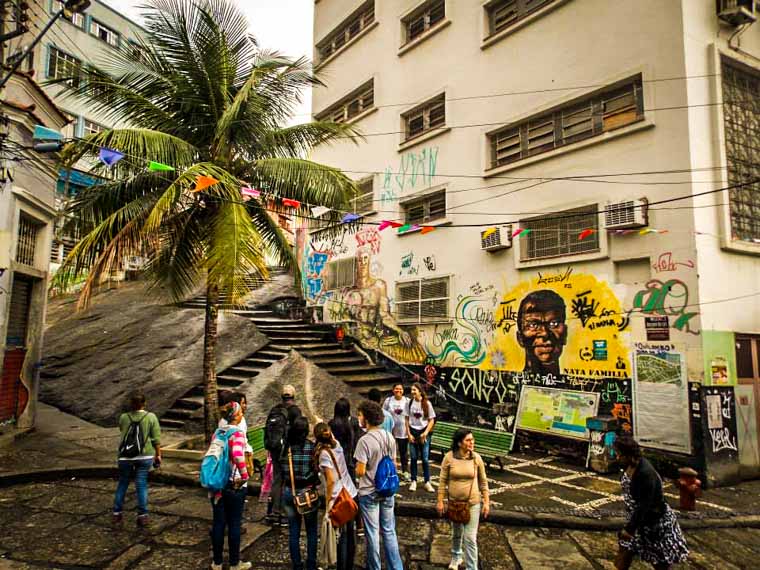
[480,225,512,252]
[604,199,648,230]
[717,0,758,26]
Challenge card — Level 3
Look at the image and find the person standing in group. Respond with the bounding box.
[209,402,252,570]
[281,416,320,570]
[264,384,303,527]
[437,428,490,570]
[368,388,394,433]
[329,397,361,478]
[383,383,411,481]
[112,392,161,528]
[354,400,403,570]
[613,434,688,570]
[406,382,436,493]
[314,422,358,570]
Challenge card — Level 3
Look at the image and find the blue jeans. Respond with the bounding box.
[210,486,247,566]
[282,487,318,570]
[410,435,431,482]
[451,503,481,570]
[338,519,356,570]
[113,458,152,516]
[358,493,403,570]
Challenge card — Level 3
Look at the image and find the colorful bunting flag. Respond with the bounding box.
[578,229,595,241]
[341,213,360,223]
[639,228,653,235]
[193,175,219,192]
[32,125,63,141]
[421,226,435,235]
[482,227,497,239]
[512,228,530,238]
[148,161,174,172]
[389,221,403,229]
[398,224,411,233]
[98,148,124,167]
[282,198,301,208]
[241,187,260,199]
[311,206,330,217]
[410,225,420,231]
[378,220,393,231]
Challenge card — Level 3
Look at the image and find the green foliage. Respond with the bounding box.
[52,0,362,308]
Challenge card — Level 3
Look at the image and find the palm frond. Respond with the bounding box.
[256,121,363,159]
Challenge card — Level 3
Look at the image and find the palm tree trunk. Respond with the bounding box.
[203,280,221,443]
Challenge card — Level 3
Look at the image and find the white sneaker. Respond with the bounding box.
[409,480,417,492]
[402,471,411,482]
[230,563,252,570]
[448,558,462,570]
[211,564,222,570]
[424,481,435,493]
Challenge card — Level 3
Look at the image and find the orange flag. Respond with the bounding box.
[194,175,219,192]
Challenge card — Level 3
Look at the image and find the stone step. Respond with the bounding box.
[358,382,397,396]
[217,376,246,386]
[226,365,264,375]
[249,317,305,324]
[260,329,330,337]
[164,408,194,420]
[307,356,367,366]
[298,348,357,358]
[174,396,204,410]
[159,418,185,429]
[256,350,289,359]
[323,365,386,376]
[256,324,330,331]
[339,372,403,385]
[264,336,332,344]
[238,357,277,367]
[267,342,342,351]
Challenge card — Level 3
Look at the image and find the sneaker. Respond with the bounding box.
[210,564,222,570]
[409,481,417,492]
[402,471,411,482]
[278,516,289,528]
[356,526,365,538]
[448,558,463,570]
[230,563,252,570]
[111,512,123,528]
[264,513,277,526]
[136,514,149,528]
[424,481,435,493]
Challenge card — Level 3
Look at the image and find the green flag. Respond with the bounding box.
[148,161,174,172]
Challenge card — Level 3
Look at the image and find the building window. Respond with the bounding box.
[316,80,374,123]
[351,178,375,215]
[128,40,148,63]
[520,205,599,261]
[317,1,375,62]
[736,335,760,380]
[402,190,446,226]
[403,0,446,44]
[16,213,42,266]
[83,118,106,136]
[47,46,81,86]
[722,60,760,244]
[396,276,450,324]
[326,257,356,290]
[485,0,557,37]
[53,0,85,28]
[6,274,33,347]
[489,76,644,168]
[403,93,445,140]
[91,19,120,47]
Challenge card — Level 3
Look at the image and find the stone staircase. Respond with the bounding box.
[160,302,404,430]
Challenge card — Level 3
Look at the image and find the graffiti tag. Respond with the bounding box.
[652,252,695,273]
[631,279,699,335]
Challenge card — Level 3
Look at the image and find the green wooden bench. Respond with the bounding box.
[247,424,268,476]
[430,421,515,471]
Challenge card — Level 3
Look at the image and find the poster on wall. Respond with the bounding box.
[516,386,600,440]
[633,347,692,454]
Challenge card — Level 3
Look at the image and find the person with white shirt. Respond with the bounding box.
[314,422,358,570]
[405,382,436,493]
[383,383,411,481]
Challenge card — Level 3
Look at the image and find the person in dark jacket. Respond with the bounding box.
[613,434,688,570]
[329,398,361,477]
[266,384,303,526]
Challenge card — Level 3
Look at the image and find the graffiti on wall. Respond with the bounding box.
[652,252,695,273]
[630,279,699,336]
[380,146,439,205]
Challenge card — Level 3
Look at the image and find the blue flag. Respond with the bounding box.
[99,148,124,167]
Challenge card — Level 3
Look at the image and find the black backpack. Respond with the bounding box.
[264,405,289,452]
[119,412,148,458]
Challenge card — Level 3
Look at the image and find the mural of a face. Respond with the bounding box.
[516,290,568,375]
[356,250,371,287]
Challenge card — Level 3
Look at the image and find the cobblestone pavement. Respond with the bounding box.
[0,479,759,569]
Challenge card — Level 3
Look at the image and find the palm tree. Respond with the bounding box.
[53,0,360,440]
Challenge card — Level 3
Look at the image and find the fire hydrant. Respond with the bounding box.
[676,467,702,511]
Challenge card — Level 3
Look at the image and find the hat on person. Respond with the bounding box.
[224,401,241,422]
[281,384,296,399]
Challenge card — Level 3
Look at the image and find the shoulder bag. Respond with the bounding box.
[447,455,477,525]
[288,447,319,515]
[325,448,359,528]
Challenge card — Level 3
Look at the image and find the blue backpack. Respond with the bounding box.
[371,431,400,497]
[200,426,241,492]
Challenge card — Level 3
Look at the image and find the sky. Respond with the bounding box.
[101,0,315,122]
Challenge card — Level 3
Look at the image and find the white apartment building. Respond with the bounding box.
[302,0,760,485]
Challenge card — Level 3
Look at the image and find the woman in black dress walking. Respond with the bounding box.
[613,434,689,570]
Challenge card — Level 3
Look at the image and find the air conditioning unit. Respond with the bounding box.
[604,199,648,230]
[480,225,512,252]
[717,0,758,26]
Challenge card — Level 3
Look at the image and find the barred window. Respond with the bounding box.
[83,118,106,136]
[351,178,375,215]
[16,213,43,266]
[54,1,85,28]
[489,76,644,168]
[317,1,375,62]
[316,81,374,123]
[403,0,446,44]
[396,277,450,324]
[91,20,120,47]
[326,257,356,290]
[47,47,81,86]
[486,0,557,37]
[403,94,446,140]
[722,59,760,243]
[402,190,446,226]
[520,205,599,261]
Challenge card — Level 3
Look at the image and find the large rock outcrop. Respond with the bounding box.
[40,281,266,426]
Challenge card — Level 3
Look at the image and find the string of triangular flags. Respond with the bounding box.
[475,226,670,242]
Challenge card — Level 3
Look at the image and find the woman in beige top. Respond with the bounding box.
[436,428,490,570]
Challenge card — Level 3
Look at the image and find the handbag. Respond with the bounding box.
[447,455,477,525]
[320,513,338,566]
[288,447,320,516]
[325,448,359,528]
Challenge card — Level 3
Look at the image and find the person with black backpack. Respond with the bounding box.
[112,392,161,528]
[354,400,403,570]
[264,384,302,526]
